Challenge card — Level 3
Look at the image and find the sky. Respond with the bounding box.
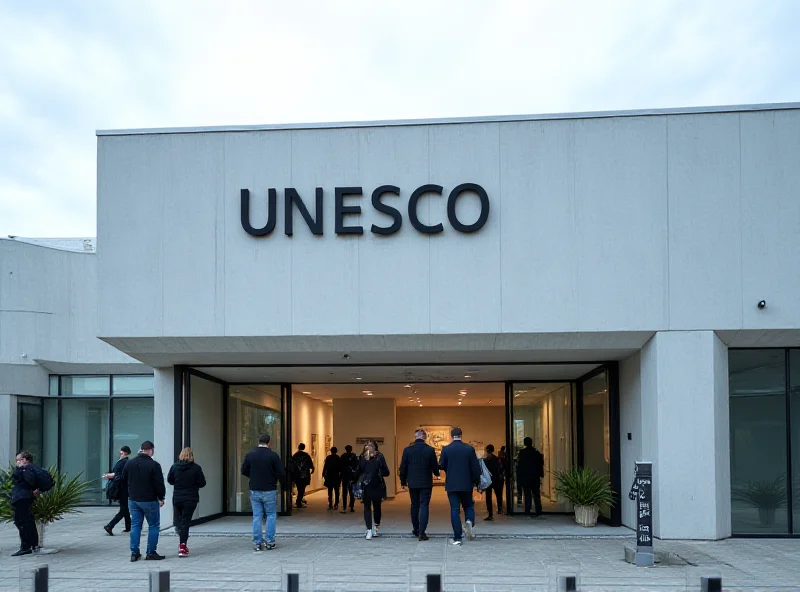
[1,0,798,238]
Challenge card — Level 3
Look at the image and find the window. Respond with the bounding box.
[60,398,110,503]
[113,398,154,455]
[61,376,110,397]
[113,375,154,396]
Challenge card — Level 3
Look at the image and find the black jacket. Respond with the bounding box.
[123,453,166,502]
[516,446,545,487]
[290,451,314,484]
[167,461,207,503]
[439,440,481,493]
[110,457,129,497]
[11,464,37,504]
[242,446,287,492]
[399,440,440,489]
[322,454,342,487]
[354,455,390,493]
[483,453,504,484]
[340,452,359,481]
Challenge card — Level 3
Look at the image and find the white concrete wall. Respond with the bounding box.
[619,351,642,530]
[189,375,224,519]
[638,331,731,540]
[96,108,800,342]
[0,394,17,467]
[153,367,175,525]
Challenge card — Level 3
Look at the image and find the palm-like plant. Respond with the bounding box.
[554,467,615,507]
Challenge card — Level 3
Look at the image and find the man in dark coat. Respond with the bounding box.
[322,447,342,510]
[439,427,481,545]
[123,440,166,561]
[242,433,287,551]
[290,443,314,508]
[516,437,545,516]
[10,451,40,556]
[104,445,132,535]
[399,429,440,541]
[339,445,359,513]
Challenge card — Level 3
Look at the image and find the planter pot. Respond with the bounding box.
[758,507,777,527]
[35,522,59,554]
[574,505,599,527]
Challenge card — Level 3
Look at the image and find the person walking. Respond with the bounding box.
[354,442,390,540]
[290,443,314,508]
[167,447,207,557]
[516,437,545,517]
[439,427,481,546]
[10,451,46,556]
[104,445,132,536]
[339,444,359,513]
[322,446,342,510]
[123,440,166,561]
[482,444,504,520]
[242,433,286,551]
[399,429,440,541]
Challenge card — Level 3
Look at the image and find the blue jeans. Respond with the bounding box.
[447,491,475,541]
[129,499,161,555]
[410,487,433,535]
[250,490,277,545]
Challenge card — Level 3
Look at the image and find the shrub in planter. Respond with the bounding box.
[732,475,787,527]
[0,465,91,552]
[554,466,615,527]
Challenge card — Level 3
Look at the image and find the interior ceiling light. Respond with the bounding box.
[458,401,462,405]
[366,393,373,396]
[404,384,412,389]
[302,391,311,395]
[362,390,372,394]
[464,375,472,379]
[459,390,468,394]
[355,377,362,380]
[419,403,423,407]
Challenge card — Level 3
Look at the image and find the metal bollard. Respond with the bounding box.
[149,570,170,592]
[32,565,48,592]
[426,573,442,592]
[287,573,299,592]
[701,576,722,592]
[560,575,577,591]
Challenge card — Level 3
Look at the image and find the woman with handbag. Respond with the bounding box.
[354,442,390,540]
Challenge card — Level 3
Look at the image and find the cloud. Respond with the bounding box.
[0,0,798,236]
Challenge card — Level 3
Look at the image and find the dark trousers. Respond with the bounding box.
[341,480,354,509]
[13,498,38,551]
[486,480,504,516]
[447,491,475,541]
[107,495,131,531]
[409,487,433,535]
[523,480,543,515]
[295,481,308,507]
[173,500,197,544]
[327,484,340,508]
[362,490,382,529]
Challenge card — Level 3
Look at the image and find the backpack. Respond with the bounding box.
[478,458,492,492]
[33,466,54,492]
[293,454,311,481]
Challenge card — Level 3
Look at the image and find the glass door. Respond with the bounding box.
[578,368,612,518]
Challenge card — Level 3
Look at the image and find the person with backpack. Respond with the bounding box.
[354,442,390,540]
[103,445,132,535]
[482,444,504,520]
[322,446,342,510]
[10,450,52,556]
[167,447,207,557]
[339,445,359,513]
[516,436,545,517]
[290,443,314,508]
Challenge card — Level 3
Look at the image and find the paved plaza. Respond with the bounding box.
[2,492,800,591]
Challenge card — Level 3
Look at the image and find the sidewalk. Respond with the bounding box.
[2,507,800,591]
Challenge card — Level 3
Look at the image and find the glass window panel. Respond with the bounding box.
[60,399,109,504]
[113,375,154,396]
[227,386,282,513]
[42,399,59,470]
[112,398,154,457]
[729,349,788,534]
[61,376,110,397]
[790,350,800,534]
[49,376,58,396]
[510,382,573,513]
[582,371,611,517]
[17,401,43,467]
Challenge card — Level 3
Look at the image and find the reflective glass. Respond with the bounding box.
[61,376,110,397]
[113,375,154,396]
[17,401,43,467]
[60,398,110,504]
[790,350,800,534]
[112,398,154,455]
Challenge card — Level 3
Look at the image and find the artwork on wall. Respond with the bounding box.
[422,426,452,486]
[325,434,332,454]
[310,433,318,461]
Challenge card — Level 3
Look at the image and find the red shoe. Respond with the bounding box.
[179,543,189,557]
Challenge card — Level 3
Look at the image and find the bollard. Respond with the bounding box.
[149,570,170,592]
[32,565,48,592]
[559,575,577,591]
[287,573,299,592]
[701,576,722,592]
[426,573,442,592]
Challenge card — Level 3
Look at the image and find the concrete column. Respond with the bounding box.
[153,367,175,526]
[0,394,17,467]
[639,331,731,540]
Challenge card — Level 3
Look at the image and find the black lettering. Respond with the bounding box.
[285,188,323,236]
[447,183,490,233]
[240,188,277,236]
[408,184,443,234]
[370,185,402,235]
[335,187,363,235]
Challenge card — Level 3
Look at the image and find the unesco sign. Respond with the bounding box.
[240,183,490,237]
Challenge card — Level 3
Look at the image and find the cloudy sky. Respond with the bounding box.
[1,0,798,238]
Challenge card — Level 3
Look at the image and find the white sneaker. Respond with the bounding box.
[451,538,462,546]
[373,525,380,537]
[465,520,475,540]
[366,529,373,540]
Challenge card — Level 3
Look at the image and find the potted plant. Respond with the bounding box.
[554,466,615,527]
[0,465,91,553]
[732,475,786,527]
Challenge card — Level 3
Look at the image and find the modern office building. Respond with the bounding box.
[1,102,798,540]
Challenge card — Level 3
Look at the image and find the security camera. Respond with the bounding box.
[342,353,350,360]
[757,300,766,309]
